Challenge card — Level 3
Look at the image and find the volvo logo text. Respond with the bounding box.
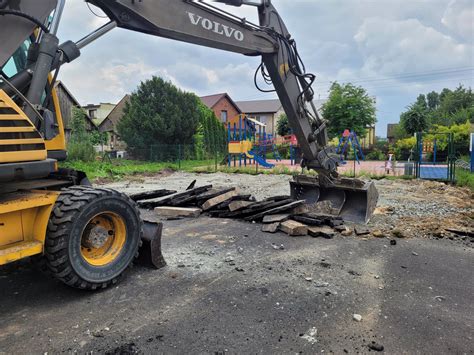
[187,12,244,42]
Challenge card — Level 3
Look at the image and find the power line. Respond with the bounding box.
[314,75,473,92]
[313,66,473,86]
[359,77,473,91]
[231,67,473,102]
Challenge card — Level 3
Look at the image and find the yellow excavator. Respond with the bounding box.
[0,0,378,290]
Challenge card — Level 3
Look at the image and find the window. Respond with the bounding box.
[1,37,54,120]
[1,39,31,78]
[257,115,268,125]
[89,109,97,119]
[220,110,228,123]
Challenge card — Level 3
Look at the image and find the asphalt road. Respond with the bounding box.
[0,216,472,354]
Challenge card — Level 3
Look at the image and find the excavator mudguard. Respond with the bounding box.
[290,175,379,224]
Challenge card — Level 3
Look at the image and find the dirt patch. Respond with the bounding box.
[369,179,472,242]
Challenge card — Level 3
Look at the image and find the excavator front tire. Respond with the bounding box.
[44,186,142,290]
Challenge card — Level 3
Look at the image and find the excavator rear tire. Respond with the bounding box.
[44,186,142,290]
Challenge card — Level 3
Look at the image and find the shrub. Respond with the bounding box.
[68,141,96,162]
[456,169,474,191]
[67,107,96,162]
[395,137,416,160]
[366,149,386,161]
[277,114,291,136]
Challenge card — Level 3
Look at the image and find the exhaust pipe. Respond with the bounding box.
[290,175,378,224]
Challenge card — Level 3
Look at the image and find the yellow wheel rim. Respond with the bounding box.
[80,212,127,267]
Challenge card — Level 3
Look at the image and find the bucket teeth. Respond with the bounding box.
[290,175,379,224]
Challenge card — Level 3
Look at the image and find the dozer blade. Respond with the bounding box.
[136,221,166,269]
[290,175,379,224]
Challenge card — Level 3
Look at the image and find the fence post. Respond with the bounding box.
[228,122,231,168]
[178,144,182,170]
[471,133,474,173]
[353,142,356,178]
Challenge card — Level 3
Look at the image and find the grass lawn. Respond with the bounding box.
[62,159,473,192]
[192,164,302,176]
[61,159,215,181]
[456,168,474,191]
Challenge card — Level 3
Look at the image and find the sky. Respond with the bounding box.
[57,0,474,137]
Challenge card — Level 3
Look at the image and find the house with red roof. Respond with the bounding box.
[200,93,241,125]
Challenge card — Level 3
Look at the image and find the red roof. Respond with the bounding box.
[200,93,226,108]
[200,93,242,114]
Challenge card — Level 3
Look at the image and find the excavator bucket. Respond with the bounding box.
[290,175,379,224]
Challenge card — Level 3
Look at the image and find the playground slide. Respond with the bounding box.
[247,150,275,168]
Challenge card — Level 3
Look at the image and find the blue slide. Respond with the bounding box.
[247,150,275,168]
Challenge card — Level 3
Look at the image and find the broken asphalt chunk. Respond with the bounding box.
[280,220,308,236]
[262,223,280,234]
[355,226,370,236]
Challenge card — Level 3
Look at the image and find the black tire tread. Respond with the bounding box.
[45,186,143,290]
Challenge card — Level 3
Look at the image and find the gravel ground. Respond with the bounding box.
[104,171,293,201]
[104,171,473,243]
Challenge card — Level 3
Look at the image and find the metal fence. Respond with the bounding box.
[126,144,228,171]
[111,140,470,181]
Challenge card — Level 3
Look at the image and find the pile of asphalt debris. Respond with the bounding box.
[130,181,370,238]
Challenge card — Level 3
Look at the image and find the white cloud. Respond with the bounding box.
[100,61,160,93]
[60,60,164,104]
[354,17,472,74]
[442,0,474,40]
[54,0,473,136]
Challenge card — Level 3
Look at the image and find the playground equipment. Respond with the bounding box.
[227,115,284,169]
[336,130,365,164]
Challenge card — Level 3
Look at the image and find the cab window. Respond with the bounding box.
[1,39,31,78]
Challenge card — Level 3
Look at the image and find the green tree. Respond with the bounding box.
[89,130,108,146]
[400,103,429,135]
[118,77,201,149]
[406,85,474,126]
[276,113,291,136]
[321,82,376,138]
[416,94,428,110]
[427,91,440,111]
[67,107,96,162]
[394,123,410,140]
[196,102,226,158]
[436,85,473,122]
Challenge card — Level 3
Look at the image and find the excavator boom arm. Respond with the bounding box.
[87,0,334,173]
[89,0,276,55]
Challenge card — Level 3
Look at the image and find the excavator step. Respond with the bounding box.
[0,241,43,265]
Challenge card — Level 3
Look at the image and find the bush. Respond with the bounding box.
[395,137,416,160]
[277,114,291,136]
[365,149,386,161]
[456,169,474,191]
[67,107,96,162]
[197,102,227,159]
[118,77,200,149]
[68,141,96,162]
